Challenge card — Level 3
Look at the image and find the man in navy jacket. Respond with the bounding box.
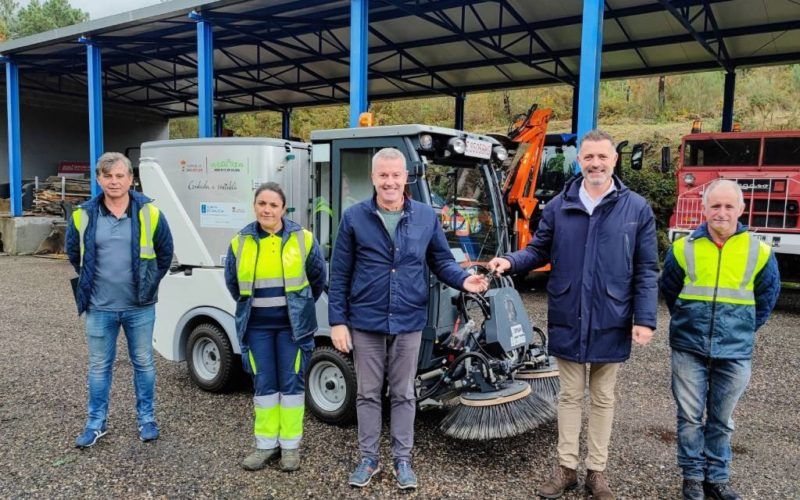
[329,147,487,490]
[489,130,659,499]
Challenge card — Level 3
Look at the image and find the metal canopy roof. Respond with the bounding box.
[1,0,798,118]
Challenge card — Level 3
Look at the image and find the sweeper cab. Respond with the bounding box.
[139,125,559,440]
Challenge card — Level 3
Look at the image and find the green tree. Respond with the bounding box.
[0,0,19,40]
[7,0,88,39]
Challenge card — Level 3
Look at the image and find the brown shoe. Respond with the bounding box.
[585,470,615,500]
[537,464,578,499]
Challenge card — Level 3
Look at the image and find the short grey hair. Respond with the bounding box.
[95,152,133,176]
[580,129,615,147]
[372,147,406,172]
[702,179,744,207]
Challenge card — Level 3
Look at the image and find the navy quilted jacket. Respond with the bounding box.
[504,174,659,363]
[65,190,174,315]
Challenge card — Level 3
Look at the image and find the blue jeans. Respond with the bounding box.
[671,349,751,483]
[84,305,156,429]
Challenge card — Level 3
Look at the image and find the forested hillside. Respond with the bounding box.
[170,65,800,145]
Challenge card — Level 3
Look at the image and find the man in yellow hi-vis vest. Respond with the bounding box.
[65,152,173,449]
[660,179,780,500]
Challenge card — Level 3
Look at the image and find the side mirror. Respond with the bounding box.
[615,140,629,170]
[630,144,644,170]
[660,146,671,173]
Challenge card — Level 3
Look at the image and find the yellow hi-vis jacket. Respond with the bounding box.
[668,230,772,358]
[225,219,324,346]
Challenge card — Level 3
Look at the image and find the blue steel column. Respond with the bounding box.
[282,108,292,139]
[721,71,736,132]
[454,92,466,130]
[192,12,214,138]
[576,0,605,142]
[4,59,22,216]
[349,0,368,127]
[85,40,104,197]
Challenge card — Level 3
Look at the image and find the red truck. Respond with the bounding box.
[667,128,800,288]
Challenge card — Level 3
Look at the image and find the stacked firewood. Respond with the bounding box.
[33,176,91,215]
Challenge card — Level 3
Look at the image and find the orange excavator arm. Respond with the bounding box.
[501,105,552,250]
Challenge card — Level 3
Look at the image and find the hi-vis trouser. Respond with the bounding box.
[673,231,771,306]
[231,229,313,450]
[245,328,311,450]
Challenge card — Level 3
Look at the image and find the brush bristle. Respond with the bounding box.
[527,374,560,404]
[439,392,556,440]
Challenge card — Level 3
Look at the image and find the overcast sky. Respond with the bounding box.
[18,0,164,20]
[72,0,163,20]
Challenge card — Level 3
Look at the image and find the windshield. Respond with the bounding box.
[684,139,760,167]
[535,144,578,199]
[426,161,500,264]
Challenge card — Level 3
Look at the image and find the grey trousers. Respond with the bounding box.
[351,329,421,463]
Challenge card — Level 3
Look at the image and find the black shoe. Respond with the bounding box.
[703,481,742,500]
[682,479,704,500]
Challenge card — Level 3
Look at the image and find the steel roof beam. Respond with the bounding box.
[384,0,573,85]
[605,1,649,68]
[657,0,732,71]
[3,0,732,72]
[700,0,732,65]
[10,16,796,100]
[497,0,576,80]
[367,26,457,94]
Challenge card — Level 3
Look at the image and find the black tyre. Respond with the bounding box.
[305,346,357,425]
[186,322,237,393]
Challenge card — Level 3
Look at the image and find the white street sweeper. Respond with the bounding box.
[139,125,559,440]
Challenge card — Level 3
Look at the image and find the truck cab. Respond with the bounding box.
[668,130,800,286]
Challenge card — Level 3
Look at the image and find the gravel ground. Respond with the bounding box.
[1,255,798,499]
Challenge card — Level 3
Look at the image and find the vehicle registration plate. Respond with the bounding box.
[465,138,492,159]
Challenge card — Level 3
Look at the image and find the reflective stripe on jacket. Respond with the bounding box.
[673,231,770,305]
[231,229,312,297]
[64,190,174,315]
[664,223,778,359]
[224,219,327,350]
[72,203,160,265]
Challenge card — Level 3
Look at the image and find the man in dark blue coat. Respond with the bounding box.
[328,147,487,490]
[489,130,659,499]
[66,152,173,448]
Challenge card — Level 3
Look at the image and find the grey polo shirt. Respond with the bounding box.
[89,201,137,311]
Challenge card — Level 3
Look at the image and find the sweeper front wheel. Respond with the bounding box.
[306,346,357,425]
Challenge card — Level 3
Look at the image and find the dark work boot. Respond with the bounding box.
[682,479,704,500]
[585,470,615,499]
[537,464,578,499]
[703,481,742,500]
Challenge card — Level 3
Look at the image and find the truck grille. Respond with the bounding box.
[673,177,800,232]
